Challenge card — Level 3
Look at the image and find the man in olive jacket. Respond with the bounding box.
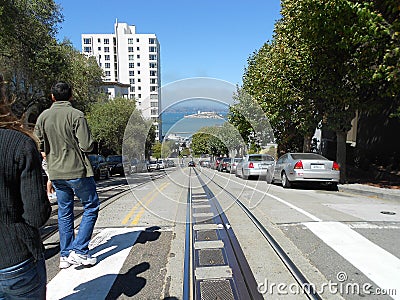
[35,82,99,269]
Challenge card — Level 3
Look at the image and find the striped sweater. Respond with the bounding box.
[0,129,51,269]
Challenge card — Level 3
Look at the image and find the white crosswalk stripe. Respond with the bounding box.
[47,227,145,300]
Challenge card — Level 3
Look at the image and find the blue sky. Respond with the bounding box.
[55,0,281,86]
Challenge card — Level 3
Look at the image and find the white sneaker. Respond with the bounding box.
[67,251,97,266]
[59,256,71,269]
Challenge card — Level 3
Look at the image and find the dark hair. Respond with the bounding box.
[51,82,72,101]
[0,74,38,143]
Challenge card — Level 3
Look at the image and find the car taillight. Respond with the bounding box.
[249,162,254,168]
[332,161,340,171]
[294,160,303,169]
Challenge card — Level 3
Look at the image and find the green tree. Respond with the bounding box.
[279,0,396,182]
[0,0,63,115]
[87,97,139,154]
[151,142,162,159]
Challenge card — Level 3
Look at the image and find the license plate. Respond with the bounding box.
[311,164,324,169]
[260,164,269,169]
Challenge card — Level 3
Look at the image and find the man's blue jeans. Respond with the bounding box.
[52,176,99,257]
[0,256,46,300]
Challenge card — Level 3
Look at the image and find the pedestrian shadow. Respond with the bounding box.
[79,230,142,267]
[60,262,150,299]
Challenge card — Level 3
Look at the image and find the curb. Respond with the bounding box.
[338,185,400,202]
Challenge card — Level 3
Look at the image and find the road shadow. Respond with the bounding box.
[59,262,150,299]
[105,262,149,299]
[135,226,161,244]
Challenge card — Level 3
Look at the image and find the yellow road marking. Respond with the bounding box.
[130,182,170,225]
[121,182,169,225]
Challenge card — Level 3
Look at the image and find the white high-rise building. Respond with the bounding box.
[81,22,161,139]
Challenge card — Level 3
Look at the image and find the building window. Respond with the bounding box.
[129,63,135,68]
[129,71,134,76]
[150,78,157,84]
[149,62,157,68]
[130,86,135,92]
[98,38,101,43]
[149,46,157,52]
[104,47,109,52]
[137,62,140,67]
[151,109,158,115]
[138,94,141,98]
[105,71,111,76]
[149,54,157,60]
[105,55,110,60]
[84,47,92,53]
[129,55,134,61]
[105,63,110,68]
[136,38,139,42]
[151,102,158,107]
[83,38,91,44]
[130,78,135,84]
[150,70,157,76]
[104,38,109,44]
[128,47,134,52]
[150,94,158,99]
[98,47,101,51]
[137,55,140,59]
[138,78,141,82]
[138,86,141,91]
[128,38,134,44]
[149,38,156,44]
[137,70,141,75]
[137,47,140,51]
[150,86,157,92]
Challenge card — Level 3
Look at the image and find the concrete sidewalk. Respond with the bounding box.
[339,183,400,202]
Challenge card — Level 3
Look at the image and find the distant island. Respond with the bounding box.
[184,111,224,119]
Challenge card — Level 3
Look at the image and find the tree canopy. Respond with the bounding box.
[232,0,399,182]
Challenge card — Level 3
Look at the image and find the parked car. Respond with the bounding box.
[188,160,196,167]
[88,154,109,180]
[272,153,340,189]
[123,158,139,175]
[212,157,224,170]
[226,158,242,174]
[199,160,210,168]
[218,157,231,172]
[106,155,124,176]
[147,160,158,171]
[157,159,166,169]
[236,154,275,181]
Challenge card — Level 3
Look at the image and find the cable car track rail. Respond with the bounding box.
[197,167,322,300]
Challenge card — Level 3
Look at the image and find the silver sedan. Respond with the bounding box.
[272,153,340,189]
[235,154,275,180]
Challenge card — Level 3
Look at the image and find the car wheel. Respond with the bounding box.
[281,172,291,188]
[328,182,338,191]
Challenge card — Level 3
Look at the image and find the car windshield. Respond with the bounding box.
[149,161,157,164]
[107,156,122,162]
[249,155,274,161]
[291,153,327,160]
